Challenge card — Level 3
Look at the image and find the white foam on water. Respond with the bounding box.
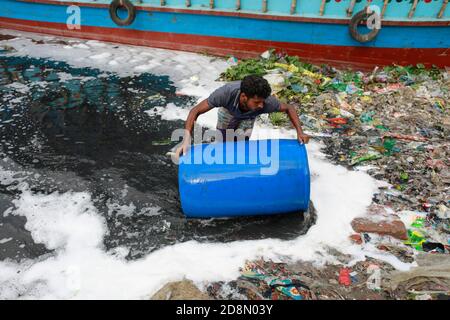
[106,200,136,218]
[56,72,96,83]
[89,52,111,60]
[5,82,30,94]
[0,30,410,299]
[0,138,394,299]
[0,238,13,244]
[1,29,228,97]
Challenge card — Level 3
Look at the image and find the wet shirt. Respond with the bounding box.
[207,81,281,120]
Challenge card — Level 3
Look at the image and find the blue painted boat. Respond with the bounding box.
[0,0,448,69]
[178,139,310,218]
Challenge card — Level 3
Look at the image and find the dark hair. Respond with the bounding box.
[240,75,271,99]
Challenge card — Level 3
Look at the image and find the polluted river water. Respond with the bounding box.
[0,30,406,299]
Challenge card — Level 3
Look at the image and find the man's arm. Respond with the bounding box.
[175,99,213,157]
[279,103,310,144]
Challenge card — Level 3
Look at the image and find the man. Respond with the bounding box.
[175,75,309,157]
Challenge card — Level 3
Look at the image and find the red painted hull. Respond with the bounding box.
[0,17,448,70]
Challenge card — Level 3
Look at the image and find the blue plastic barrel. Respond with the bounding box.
[178,139,310,218]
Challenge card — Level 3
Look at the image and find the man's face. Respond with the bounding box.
[240,93,265,112]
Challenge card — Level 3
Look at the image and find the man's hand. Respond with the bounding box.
[175,139,191,159]
[297,133,310,144]
[172,99,212,162]
[279,103,309,145]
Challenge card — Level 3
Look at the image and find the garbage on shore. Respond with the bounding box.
[220,49,448,238]
[216,50,449,300]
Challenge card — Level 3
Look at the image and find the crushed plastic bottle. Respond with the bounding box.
[366,265,381,291]
[351,151,382,166]
[226,56,238,66]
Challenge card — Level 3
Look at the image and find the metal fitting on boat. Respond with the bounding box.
[109,0,137,26]
[349,9,380,43]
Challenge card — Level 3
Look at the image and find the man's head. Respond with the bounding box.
[239,75,272,112]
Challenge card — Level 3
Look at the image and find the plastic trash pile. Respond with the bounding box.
[219,50,449,300]
[221,49,449,245]
[207,258,404,300]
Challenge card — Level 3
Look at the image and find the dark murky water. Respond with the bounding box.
[0,53,315,261]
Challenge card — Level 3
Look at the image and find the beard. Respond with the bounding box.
[239,100,249,112]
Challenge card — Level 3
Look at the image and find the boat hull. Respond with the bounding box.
[0,0,449,69]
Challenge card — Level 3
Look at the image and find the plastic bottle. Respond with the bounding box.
[366,266,381,291]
